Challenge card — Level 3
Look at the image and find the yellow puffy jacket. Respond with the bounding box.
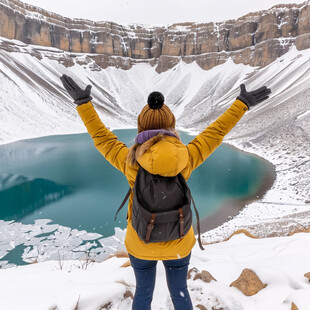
[77,99,248,260]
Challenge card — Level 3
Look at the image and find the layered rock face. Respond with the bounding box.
[0,0,309,72]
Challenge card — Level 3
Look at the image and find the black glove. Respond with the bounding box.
[237,84,271,110]
[60,74,93,105]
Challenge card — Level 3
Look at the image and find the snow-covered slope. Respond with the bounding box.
[0,36,255,144]
[1,37,309,144]
[1,232,310,310]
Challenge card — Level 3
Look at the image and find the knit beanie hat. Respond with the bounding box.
[137,91,176,133]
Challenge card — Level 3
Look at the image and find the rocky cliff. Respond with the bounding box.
[0,0,310,72]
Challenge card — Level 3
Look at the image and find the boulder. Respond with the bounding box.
[291,302,298,310]
[230,268,267,296]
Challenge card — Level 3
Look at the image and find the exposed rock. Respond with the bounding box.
[230,268,267,296]
[196,306,224,310]
[193,270,216,283]
[225,229,257,241]
[0,0,309,72]
[304,272,310,282]
[291,302,298,310]
[123,289,133,300]
[121,260,131,268]
[99,302,112,310]
[193,272,202,281]
[201,270,217,283]
[187,267,199,279]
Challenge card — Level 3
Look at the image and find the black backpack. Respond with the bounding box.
[115,166,204,250]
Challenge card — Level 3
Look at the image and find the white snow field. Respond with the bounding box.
[0,35,310,309]
[1,231,310,310]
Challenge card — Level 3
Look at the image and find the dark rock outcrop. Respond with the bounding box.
[0,0,309,72]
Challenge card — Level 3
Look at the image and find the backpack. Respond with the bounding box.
[115,166,204,250]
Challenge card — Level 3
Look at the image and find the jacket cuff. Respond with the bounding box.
[236,97,250,110]
[76,101,93,112]
[235,99,249,112]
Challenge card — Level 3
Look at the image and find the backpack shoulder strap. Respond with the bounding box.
[177,173,205,251]
[114,187,132,221]
[190,193,205,251]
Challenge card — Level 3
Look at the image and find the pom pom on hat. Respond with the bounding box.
[147,91,165,109]
[137,91,175,133]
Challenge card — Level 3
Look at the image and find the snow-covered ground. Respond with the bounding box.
[205,47,310,242]
[1,36,310,309]
[1,231,310,310]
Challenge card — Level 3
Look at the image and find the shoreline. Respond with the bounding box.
[198,147,277,235]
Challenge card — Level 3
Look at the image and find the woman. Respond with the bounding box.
[60,75,271,310]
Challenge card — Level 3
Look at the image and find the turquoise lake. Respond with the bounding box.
[0,129,272,265]
[0,129,270,234]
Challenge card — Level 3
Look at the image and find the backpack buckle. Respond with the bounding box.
[145,213,156,243]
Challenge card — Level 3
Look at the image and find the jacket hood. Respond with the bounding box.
[128,130,189,177]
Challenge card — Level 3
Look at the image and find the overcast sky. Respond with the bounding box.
[22,0,307,25]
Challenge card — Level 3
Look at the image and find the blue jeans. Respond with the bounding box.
[129,253,193,310]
